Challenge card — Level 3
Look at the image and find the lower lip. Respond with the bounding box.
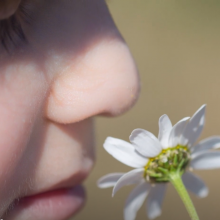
[4,186,85,220]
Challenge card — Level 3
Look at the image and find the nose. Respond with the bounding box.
[44,0,140,124]
[46,39,140,124]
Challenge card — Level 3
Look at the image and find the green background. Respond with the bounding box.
[72,1,220,219]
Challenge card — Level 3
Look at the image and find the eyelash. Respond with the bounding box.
[0,1,30,52]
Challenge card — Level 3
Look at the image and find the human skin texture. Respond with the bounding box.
[0,0,21,19]
[0,0,140,219]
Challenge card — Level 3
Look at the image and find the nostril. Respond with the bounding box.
[46,39,140,124]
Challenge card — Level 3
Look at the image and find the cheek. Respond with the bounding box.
[0,108,41,215]
[0,96,95,215]
[0,117,45,215]
[0,63,48,214]
[0,46,97,215]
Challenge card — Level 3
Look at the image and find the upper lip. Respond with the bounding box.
[26,167,90,198]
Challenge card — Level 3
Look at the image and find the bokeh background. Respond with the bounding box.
[72,1,220,219]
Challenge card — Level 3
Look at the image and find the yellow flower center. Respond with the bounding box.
[144,145,190,183]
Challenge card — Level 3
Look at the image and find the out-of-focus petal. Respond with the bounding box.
[124,181,150,220]
[182,172,208,198]
[191,136,220,158]
[130,129,162,157]
[104,137,148,168]
[112,168,144,196]
[169,117,190,148]
[190,151,220,169]
[146,183,167,219]
[158,115,172,149]
[180,105,206,147]
[97,173,124,188]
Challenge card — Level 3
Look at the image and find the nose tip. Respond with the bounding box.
[84,40,140,117]
[96,42,140,116]
[46,40,140,124]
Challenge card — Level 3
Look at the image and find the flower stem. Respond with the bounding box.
[169,172,200,220]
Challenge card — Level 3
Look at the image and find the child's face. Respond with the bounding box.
[0,0,140,219]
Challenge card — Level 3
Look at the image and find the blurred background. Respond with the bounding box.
[72,1,220,219]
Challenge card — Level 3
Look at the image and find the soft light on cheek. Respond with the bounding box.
[0,143,25,215]
[0,114,44,216]
[0,66,47,214]
[0,0,21,19]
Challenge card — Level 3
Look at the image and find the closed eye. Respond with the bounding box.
[0,0,31,52]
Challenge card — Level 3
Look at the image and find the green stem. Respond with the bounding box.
[169,172,200,220]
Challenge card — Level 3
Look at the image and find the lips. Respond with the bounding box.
[2,185,85,220]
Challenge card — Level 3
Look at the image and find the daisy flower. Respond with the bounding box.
[97,105,220,220]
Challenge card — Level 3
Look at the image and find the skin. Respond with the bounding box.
[0,0,140,219]
[0,0,21,19]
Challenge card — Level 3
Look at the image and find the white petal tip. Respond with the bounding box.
[194,104,206,117]
[148,210,161,220]
[97,183,102,188]
[159,114,168,120]
[198,105,207,114]
[199,104,207,110]
[97,183,109,189]
[199,189,209,198]
[97,181,103,188]
[97,179,105,188]
[103,136,115,147]
[183,117,190,122]
[129,128,146,140]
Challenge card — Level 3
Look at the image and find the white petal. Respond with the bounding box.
[182,172,208,198]
[112,168,144,196]
[190,151,220,169]
[104,137,148,168]
[180,105,206,147]
[191,136,220,158]
[169,117,190,148]
[130,129,162,157]
[158,115,173,149]
[124,181,151,220]
[97,173,124,188]
[146,183,167,219]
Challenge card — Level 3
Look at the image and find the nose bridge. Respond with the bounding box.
[46,39,140,124]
